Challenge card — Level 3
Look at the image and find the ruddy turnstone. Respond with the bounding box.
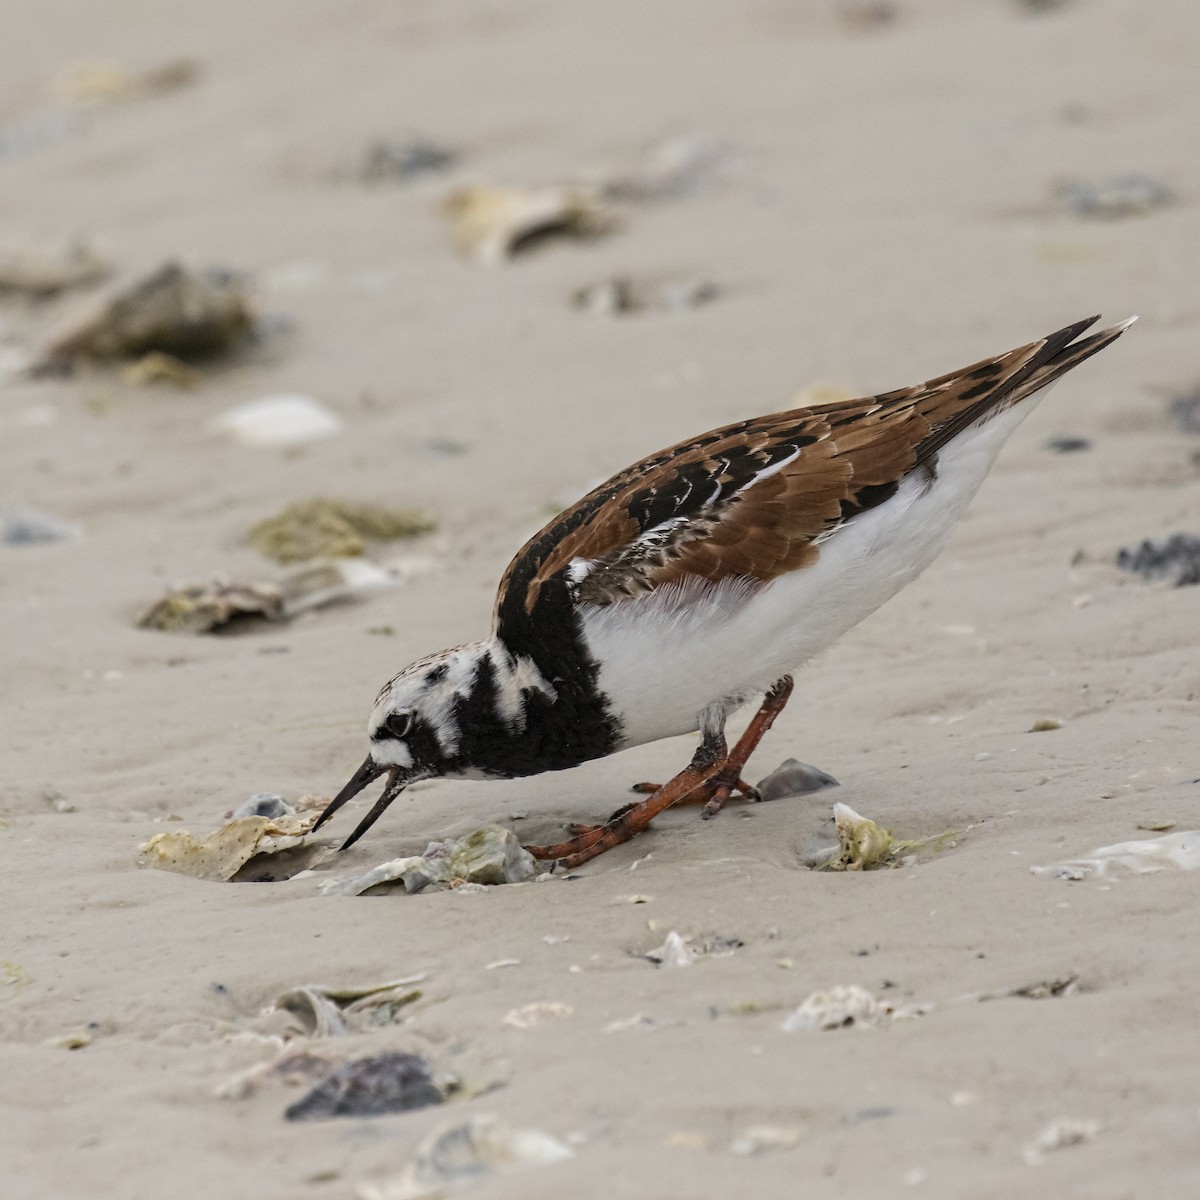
[315,315,1133,867]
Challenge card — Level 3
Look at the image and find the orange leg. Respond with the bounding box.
[525,676,794,869]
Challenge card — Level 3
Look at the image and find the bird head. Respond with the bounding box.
[313,642,492,848]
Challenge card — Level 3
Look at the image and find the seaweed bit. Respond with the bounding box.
[1116,534,1200,586]
[283,1051,443,1121]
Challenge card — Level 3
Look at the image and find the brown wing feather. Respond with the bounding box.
[494,316,1129,636]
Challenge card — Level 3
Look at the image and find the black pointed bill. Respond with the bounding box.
[338,769,412,850]
[311,756,385,834]
[312,754,419,850]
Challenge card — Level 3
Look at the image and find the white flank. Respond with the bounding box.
[581,393,1049,747]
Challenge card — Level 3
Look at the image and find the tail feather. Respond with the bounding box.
[1008,315,1137,406]
[915,315,1134,468]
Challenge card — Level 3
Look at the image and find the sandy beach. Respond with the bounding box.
[2,2,1199,1197]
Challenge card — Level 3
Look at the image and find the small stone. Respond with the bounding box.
[756,758,840,802]
[283,1051,443,1121]
[212,394,343,448]
[354,137,456,183]
[1116,533,1200,587]
[1043,435,1092,453]
[2,507,80,546]
[1055,174,1172,219]
[231,793,293,821]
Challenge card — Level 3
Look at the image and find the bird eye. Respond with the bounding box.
[383,712,412,739]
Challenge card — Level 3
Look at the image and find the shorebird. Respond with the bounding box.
[314,315,1133,867]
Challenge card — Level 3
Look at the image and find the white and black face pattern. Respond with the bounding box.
[367,638,558,778]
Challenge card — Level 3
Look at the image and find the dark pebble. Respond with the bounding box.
[1116,533,1200,586]
[1043,435,1092,453]
[284,1052,443,1121]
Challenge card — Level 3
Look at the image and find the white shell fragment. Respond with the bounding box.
[781,985,894,1032]
[1031,830,1200,880]
[1022,1118,1102,1165]
[727,1125,805,1156]
[318,824,539,896]
[502,1002,573,1029]
[212,394,343,448]
[644,930,743,967]
[444,185,615,265]
[357,1114,572,1200]
[646,930,695,968]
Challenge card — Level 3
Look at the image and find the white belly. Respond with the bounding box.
[580,397,1043,747]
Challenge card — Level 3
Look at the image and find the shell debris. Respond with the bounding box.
[1032,830,1200,880]
[137,808,324,882]
[47,262,254,363]
[247,499,435,564]
[318,825,540,896]
[357,1114,572,1200]
[285,1051,444,1122]
[444,184,615,264]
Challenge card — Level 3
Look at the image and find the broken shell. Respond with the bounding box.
[48,262,254,362]
[810,802,961,870]
[644,930,742,967]
[51,58,200,106]
[138,560,401,634]
[975,975,1080,1002]
[444,185,614,265]
[137,810,321,882]
[274,977,425,1037]
[645,930,695,968]
[1022,1118,1101,1165]
[781,985,892,1032]
[1031,830,1200,880]
[247,499,434,564]
[136,580,285,633]
[358,1114,572,1200]
[0,237,108,297]
[284,1051,444,1121]
[829,803,893,870]
[319,825,538,896]
[502,1002,573,1029]
[755,758,840,802]
[212,394,343,448]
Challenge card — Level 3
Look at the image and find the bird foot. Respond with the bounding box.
[524,676,795,868]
